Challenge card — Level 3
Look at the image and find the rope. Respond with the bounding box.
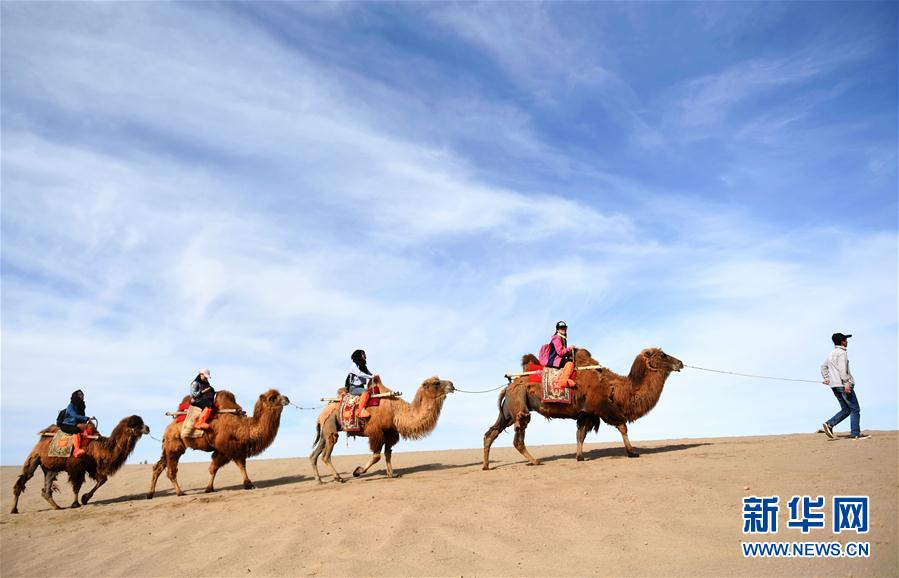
[454,383,508,394]
[147,432,164,442]
[684,364,822,383]
[289,401,325,411]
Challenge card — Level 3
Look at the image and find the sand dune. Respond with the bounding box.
[1,431,896,577]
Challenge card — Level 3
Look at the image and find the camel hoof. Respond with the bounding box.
[11,509,18,514]
[335,477,345,484]
[576,455,585,462]
[204,487,215,493]
[176,491,185,497]
[352,467,363,478]
[80,495,91,505]
[146,493,154,500]
[526,461,543,467]
[244,482,255,490]
[627,452,640,458]
[71,502,81,509]
[482,465,490,471]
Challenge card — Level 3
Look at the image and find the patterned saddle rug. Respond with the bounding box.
[47,430,74,458]
[541,367,572,405]
[339,395,364,434]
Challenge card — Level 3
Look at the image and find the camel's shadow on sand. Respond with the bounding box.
[490,442,711,469]
[90,474,311,505]
[350,460,483,482]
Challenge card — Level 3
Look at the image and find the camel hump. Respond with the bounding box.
[372,375,393,393]
[214,390,243,412]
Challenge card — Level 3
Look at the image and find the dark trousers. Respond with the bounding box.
[191,391,216,409]
[826,387,861,437]
[59,423,82,435]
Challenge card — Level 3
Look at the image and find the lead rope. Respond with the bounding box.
[288,401,325,410]
[454,383,508,394]
[684,364,822,383]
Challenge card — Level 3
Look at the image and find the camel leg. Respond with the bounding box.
[309,422,328,484]
[233,457,254,490]
[383,430,400,479]
[354,433,384,478]
[483,410,513,470]
[11,454,41,514]
[80,473,107,505]
[165,448,187,496]
[353,453,381,477]
[575,416,591,461]
[147,453,167,499]
[205,451,232,493]
[310,430,325,484]
[41,469,62,510]
[616,423,640,457]
[513,412,542,466]
[69,470,86,508]
[322,432,344,483]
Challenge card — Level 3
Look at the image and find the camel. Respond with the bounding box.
[310,375,454,483]
[483,347,683,469]
[147,389,289,498]
[11,415,150,514]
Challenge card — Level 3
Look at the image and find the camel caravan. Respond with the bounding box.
[11,322,682,512]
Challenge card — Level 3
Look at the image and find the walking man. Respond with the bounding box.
[821,333,870,440]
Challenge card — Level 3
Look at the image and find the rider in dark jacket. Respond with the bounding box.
[189,368,216,430]
[60,390,94,457]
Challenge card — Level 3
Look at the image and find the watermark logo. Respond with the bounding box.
[741,495,870,558]
[787,496,826,534]
[743,496,779,534]
[833,496,869,534]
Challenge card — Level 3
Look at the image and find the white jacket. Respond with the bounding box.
[820,346,855,389]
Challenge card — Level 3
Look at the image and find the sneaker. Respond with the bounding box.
[822,423,835,439]
[849,434,871,440]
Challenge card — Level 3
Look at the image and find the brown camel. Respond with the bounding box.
[310,375,454,483]
[11,415,150,513]
[147,389,289,498]
[483,347,683,469]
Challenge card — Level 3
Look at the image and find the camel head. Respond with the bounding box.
[420,376,455,398]
[123,415,150,436]
[640,348,684,374]
[521,353,539,370]
[259,389,290,407]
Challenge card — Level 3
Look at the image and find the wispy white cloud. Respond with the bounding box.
[1,3,895,470]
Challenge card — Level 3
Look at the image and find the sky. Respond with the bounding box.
[1,2,896,468]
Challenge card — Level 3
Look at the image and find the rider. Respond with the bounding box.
[346,350,374,419]
[547,321,577,388]
[189,368,216,430]
[59,389,94,458]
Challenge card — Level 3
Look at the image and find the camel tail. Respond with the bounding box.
[312,421,322,449]
[486,387,511,433]
[497,387,508,412]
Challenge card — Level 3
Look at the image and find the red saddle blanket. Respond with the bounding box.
[174,400,218,423]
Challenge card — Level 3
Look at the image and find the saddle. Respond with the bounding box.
[335,385,382,434]
[541,367,574,405]
[171,396,220,438]
[47,430,75,457]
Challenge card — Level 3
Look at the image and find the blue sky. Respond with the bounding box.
[2,2,896,466]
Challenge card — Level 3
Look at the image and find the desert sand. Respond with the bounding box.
[1,431,896,577]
